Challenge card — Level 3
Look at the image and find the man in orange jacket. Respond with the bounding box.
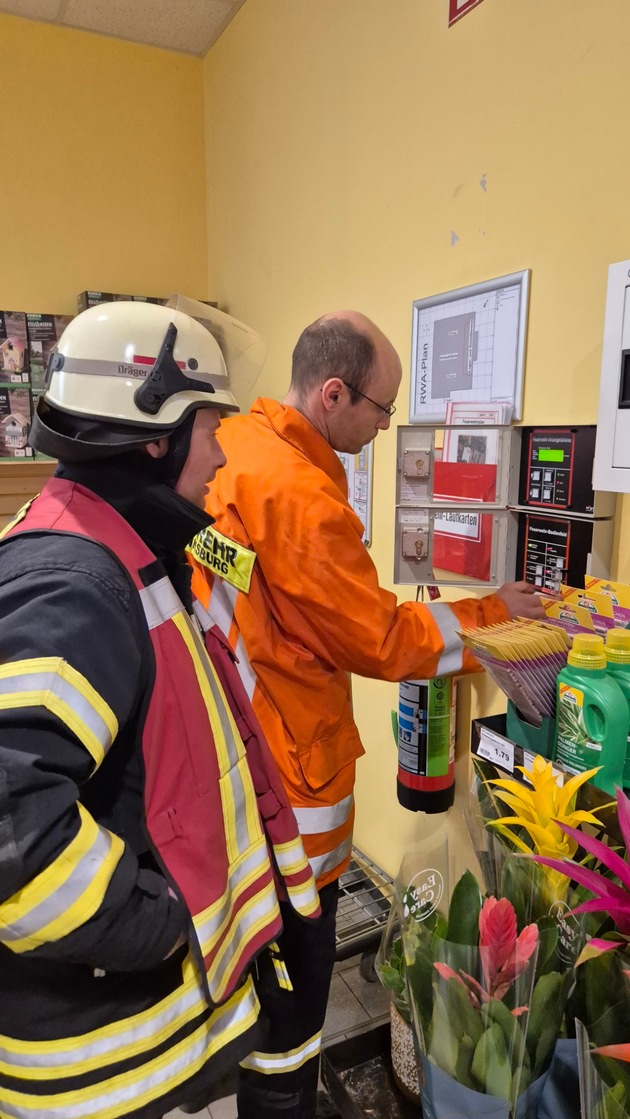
[189,309,545,1119]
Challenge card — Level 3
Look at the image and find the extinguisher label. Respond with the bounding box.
[398,678,453,777]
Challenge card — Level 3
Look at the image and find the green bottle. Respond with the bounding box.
[605,629,630,790]
[554,633,628,795]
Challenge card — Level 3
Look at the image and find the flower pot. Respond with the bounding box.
[390,1002,422,1105]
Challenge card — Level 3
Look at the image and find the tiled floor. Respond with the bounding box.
[164,950,390,1119]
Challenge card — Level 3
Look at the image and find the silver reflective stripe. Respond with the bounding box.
[0,826,113,945]
[293,795,354,836]
[139,576,182,629]
[225,757,255,856]
[240,1030,322,1074]
[193,585,257,701]
[56,354,222,391]
[234,634,256,701]
[0,960,206,1070]
[425,601,464,675]
[194,842,270,949]
[209,579,238,637]
[308,836,353,881]
[0,978,260,1119]
[0,669,113,761]
[205,882,280,1001]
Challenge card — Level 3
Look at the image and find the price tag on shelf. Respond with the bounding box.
[477,728,515,772]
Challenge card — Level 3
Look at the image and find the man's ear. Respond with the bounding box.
[144,436,169,459]
[320,377,345,412]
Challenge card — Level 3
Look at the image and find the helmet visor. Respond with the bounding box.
[166,294,266,403]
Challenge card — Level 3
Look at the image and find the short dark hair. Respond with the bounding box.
[290,318,375,403]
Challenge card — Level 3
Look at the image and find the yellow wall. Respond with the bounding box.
[0,14,208,314]
[202,0,630,878]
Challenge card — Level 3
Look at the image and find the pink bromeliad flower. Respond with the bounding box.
[434,897,538,1014]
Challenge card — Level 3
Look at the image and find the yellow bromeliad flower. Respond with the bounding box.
[487,755,609,860]
[485,755,612,906]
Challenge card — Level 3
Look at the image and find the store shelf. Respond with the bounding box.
[335,847,394,962]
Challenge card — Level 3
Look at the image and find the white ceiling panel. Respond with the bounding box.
[0,0,245,54]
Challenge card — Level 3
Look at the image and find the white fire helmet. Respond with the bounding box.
[41,300,239,427]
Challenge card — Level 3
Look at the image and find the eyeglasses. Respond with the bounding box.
[342,381,397,417]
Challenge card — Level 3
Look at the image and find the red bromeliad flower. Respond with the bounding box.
[434,897,538,1012]
[592,1043,630,1063]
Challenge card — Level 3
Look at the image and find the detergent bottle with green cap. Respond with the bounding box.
[554,632,628,795]
[604,628,630,789]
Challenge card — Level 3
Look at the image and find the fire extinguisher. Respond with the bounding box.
[396,677,456,813]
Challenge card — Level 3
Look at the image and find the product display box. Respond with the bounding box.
[0,311,29,380]
[76,291,167,314]
[77,292,220,314]
[76,290,220,313]
[0,386,33,458]
[26,313,73,396]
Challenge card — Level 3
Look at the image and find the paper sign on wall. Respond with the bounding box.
[449,0,485,26]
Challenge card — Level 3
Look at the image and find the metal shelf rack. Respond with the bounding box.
[335,846,394,962]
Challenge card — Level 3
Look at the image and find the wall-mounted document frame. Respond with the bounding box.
[336,442,373,547]
[409,270,530,424]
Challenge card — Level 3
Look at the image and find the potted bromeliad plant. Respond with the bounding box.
[397,864,567,1119]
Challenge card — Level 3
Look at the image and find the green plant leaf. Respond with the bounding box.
[445,870,482,945]
[526,971,566,1075]
[454,1034,478,1091]
[471,1022,512,1100]
[428,989,458,1078]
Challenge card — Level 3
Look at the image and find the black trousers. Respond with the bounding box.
[236,881,339,1119]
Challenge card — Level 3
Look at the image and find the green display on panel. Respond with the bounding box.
[538,448,565,462]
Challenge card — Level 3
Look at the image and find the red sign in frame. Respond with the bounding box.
[448,0,485,26]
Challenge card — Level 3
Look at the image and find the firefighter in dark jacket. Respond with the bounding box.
[0,300,320,1119]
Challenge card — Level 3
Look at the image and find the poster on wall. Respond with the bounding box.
[409,270,530,424]
[336,443,373,547]
[448,0,485,26]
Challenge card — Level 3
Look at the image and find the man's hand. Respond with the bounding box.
[495,580,547,621]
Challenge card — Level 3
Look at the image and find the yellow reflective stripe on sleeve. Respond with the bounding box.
[285,881,321,917]
[187,526,257,594]
[273,839,311,876]
[0,954,206,1078]
[0,804,124,952]
[240,1030,322,1075]
[271,955,293,991]
[0,976,260,1119]
[0,657,117,769]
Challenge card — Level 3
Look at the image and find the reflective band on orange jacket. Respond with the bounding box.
[189,398,510,888]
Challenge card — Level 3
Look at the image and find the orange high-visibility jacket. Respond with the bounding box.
[189,398,509,888]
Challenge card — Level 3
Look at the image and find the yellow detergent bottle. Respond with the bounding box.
[554,633,628,794]
[604,629,630,790]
